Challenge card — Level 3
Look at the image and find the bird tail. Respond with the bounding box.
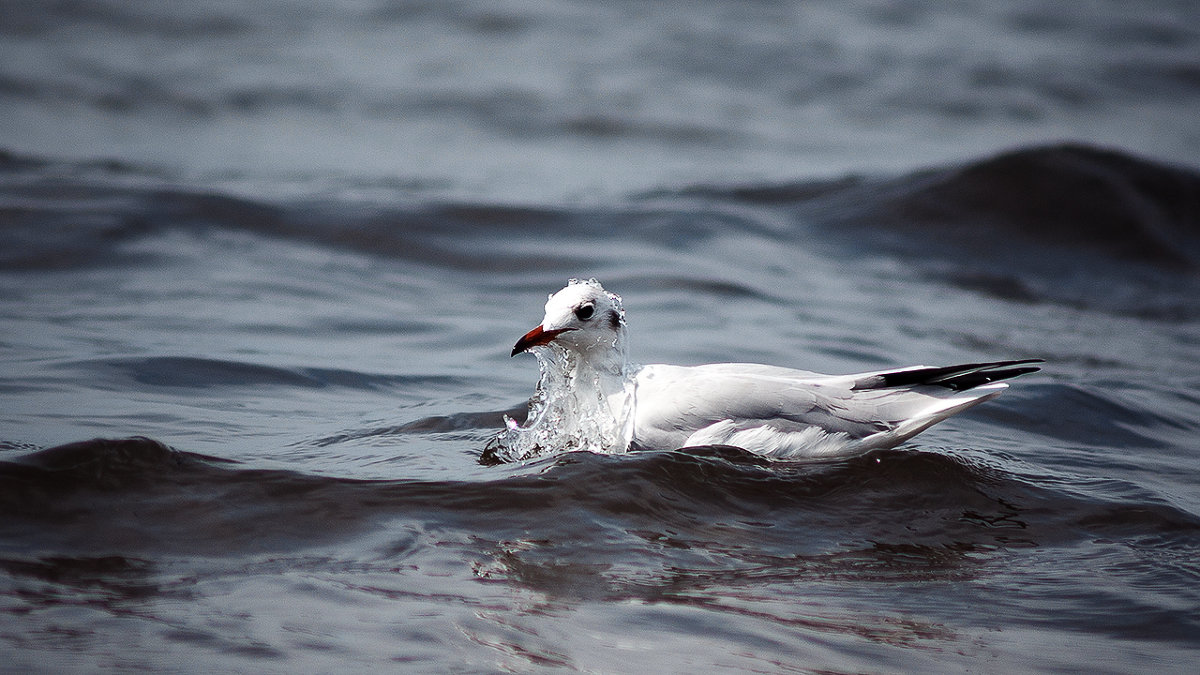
[849,359,1042,452]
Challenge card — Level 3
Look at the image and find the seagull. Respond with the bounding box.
[486,278,1040,463]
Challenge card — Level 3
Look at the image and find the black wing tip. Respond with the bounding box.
[955,364,1041,390]
[871,359,1043,391]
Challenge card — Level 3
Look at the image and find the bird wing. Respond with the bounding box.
[631,364,877,448]
[629,361,1036,454]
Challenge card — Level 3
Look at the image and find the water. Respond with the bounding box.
[3,1,1200,672]
[4,0,1199,202]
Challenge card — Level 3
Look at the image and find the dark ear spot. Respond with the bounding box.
[608,309,620,329]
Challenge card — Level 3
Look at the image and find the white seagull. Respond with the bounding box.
[486,278,1040,463]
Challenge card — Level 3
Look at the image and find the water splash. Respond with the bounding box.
[483,347,634,464]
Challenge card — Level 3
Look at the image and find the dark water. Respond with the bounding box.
[3,1,1200,672]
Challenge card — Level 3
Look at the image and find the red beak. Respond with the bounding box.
[511,325,575,356]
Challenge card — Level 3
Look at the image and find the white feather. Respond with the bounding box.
[492,279,1038,462]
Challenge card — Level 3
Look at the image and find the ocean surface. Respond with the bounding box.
[3,1,1200,672]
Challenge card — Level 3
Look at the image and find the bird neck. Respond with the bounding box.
[575,333,630,381]
[518,333,634,454]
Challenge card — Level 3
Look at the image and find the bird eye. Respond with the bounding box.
[574,303,595,321]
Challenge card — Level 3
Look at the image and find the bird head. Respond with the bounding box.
[511,278,627,363]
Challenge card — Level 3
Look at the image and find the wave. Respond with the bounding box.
[3,143,1197,325]
[4,437,1198,561]
[686,143,1200,269]
[886,144,1200,269]
[55,356,460,392]
[4,143,1197,268]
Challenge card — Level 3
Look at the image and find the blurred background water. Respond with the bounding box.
[3,0,1198,201]
[2,1,1199,672]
